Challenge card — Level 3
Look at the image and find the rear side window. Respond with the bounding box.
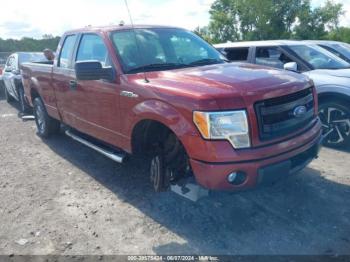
[255,47,292,69]
[223,48,249,62]
[59,35,77,68]
[76,34,110,66]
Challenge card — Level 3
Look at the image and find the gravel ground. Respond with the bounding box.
[0,90,349,256]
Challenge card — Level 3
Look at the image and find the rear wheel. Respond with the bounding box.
[319,100,350,148]
[4,87,14,103]
[33,97,60,138]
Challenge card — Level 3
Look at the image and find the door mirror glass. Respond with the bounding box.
[75,60,115,81]
[284,62,298,72]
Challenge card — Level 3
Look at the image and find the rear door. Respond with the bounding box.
[72,33,121,146]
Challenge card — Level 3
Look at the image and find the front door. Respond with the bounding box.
[72,33,121,146]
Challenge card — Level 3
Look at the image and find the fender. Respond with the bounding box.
[126,99,198,153]
[316,84,350,98]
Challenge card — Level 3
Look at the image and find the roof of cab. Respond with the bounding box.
[64,24,184,35]
[214,40,304,48]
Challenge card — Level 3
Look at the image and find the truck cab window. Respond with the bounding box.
[256,47,292,69]
[76,34,110,66]
[223,48,249,62]
[59,35,77,69]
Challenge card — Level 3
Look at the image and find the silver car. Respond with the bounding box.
[215,40,350,148]
[3,52,47,113]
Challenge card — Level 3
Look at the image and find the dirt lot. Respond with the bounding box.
[0,90,349,256]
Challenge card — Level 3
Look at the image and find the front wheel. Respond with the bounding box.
[149,132,189,192]
[319,100,350,148]
[33,97,60,138]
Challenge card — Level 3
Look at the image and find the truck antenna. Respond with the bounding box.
[124,0,149,83]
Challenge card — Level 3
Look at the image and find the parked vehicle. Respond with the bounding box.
[304,40,350,64]
[21,26,322,192]
[215,40,350,147]
[3,52,48,113]
[0,53,8,91]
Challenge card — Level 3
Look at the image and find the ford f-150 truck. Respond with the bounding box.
[21,25,322,192]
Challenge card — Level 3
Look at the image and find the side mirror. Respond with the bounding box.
[75,61,115,81]
[43,49,55,61]
[283,62,298,72]
[4,67,12,73]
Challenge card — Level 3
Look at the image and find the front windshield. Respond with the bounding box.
[111,28,225,73]
[288,44,350,70]
[329,43,350,60]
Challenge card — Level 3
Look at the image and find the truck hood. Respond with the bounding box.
[144,63,311,110]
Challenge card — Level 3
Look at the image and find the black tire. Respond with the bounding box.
[4,87,14,103]
[18,86,31,114]
[33,97,60,138]
[319,100,350,148]
[149,132,189,192]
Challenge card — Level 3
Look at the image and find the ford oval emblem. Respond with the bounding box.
[293,105,307,118]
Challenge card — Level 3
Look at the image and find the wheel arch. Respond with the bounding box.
[129,100,195,156]
[318,92,350,106]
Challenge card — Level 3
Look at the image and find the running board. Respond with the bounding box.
[65,130,126,163]
[22,115,35,121]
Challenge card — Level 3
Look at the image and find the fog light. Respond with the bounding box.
[227,171,247,185]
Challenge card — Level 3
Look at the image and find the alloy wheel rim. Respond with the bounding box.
[319,107,350,144]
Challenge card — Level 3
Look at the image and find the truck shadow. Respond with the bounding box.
[43,132,350,255]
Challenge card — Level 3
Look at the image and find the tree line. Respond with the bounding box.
[195,0,350,44]
[0,35,60,53]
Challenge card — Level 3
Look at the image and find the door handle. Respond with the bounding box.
[69,80,77,90]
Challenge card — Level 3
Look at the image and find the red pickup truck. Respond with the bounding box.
[21,25,322,192]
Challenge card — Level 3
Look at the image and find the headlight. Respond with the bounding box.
[193,110,250,149]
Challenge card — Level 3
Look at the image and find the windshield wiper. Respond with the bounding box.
[127,63,188,73]
[188,58,225,66]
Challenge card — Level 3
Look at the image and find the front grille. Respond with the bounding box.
[255,87,315,140]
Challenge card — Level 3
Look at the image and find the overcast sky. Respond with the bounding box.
[0,0,349,39]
